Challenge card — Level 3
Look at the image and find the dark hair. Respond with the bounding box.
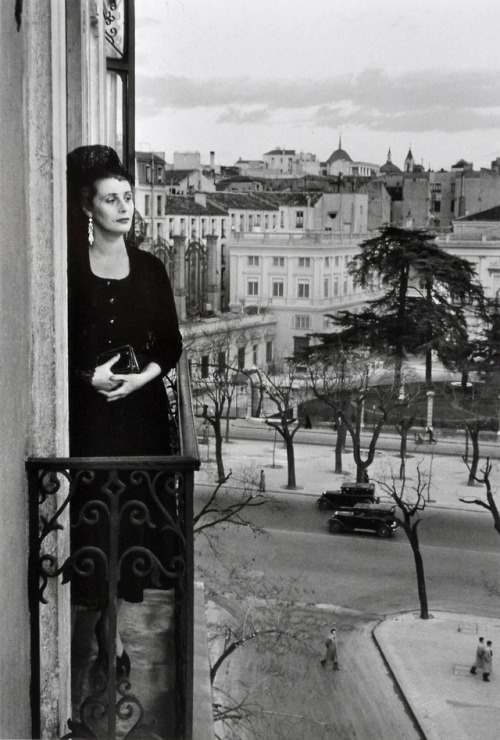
[80,167,134,212]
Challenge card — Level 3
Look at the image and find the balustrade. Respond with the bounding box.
[26,356,200,739]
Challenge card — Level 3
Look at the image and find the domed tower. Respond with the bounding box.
[325,135,352,176]
[404,146,415,172]
[379,148,402,175]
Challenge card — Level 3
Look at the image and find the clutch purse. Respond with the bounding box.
[96,344,140,374]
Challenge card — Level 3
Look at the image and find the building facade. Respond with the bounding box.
[377,150,500,230]
[439,206,500,299]
[227,232,370,358]
[0,2,134,735]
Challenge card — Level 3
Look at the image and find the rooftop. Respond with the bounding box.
[326,147,353,165]
[264,148,296,156]
[260,192,323,207]
[164,195,227,216]
[208,192,279,211]
[165,169,200,185]
[458,204,500,222]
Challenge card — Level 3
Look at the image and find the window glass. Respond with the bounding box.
[273,280,284,297]
[298,281,310,298]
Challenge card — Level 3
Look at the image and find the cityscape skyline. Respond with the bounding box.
[135,0,500,172]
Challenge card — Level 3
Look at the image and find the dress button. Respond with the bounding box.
[109,297,116,304]
[110,318,115,324]
[107,339,113,345]
[106,281,112,287]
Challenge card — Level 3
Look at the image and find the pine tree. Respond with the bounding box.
[322,226,485,390]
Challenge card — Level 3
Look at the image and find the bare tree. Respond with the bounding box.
[307,347,391,482]
[260,360,308,489]
[206,579,332,740]
[376,465,430,619]
[194,470,268,542]
[450,379,500,485]
[460,457,500,534]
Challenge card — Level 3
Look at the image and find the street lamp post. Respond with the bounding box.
[426,390,435,431]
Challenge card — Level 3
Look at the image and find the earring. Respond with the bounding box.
[88,216,94,246]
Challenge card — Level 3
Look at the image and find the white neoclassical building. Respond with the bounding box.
[227,231,370,358]
[439,206,500,298]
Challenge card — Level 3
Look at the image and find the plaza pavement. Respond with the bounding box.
[196,422,500,739]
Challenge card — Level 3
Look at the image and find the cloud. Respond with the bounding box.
[216,107,273,124]
[136,68,500,134]
[312,104,500,133]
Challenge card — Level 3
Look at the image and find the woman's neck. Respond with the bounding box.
[89,236,130,279]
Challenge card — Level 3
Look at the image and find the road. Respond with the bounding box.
[196,484,500,738]
[197,489,500,618]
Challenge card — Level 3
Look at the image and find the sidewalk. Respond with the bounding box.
[375,612,500,740]
[196,428,500,511]
[196,430,500,739]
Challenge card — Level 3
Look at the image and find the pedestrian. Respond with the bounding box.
[320,627,339,670]
[483,640,493,682]
[470,636,485,675]
[259,469,266,492]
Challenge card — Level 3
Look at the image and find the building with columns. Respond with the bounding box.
[438,206,500,299]
[226,231,370,358]
[137,184,370,362]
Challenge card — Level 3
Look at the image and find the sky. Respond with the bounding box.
[135,0,500,172]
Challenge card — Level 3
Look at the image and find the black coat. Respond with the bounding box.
[68,246,183,605]
[68,245,182,457]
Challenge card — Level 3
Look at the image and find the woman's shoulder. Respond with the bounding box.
[128,247,167,275]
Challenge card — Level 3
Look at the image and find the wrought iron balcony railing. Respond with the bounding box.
[26,354,200,739]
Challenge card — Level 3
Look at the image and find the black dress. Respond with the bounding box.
[68,245,183,606]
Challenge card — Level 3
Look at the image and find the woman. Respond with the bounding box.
[67,145,183,675]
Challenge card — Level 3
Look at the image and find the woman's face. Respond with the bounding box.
[85,177,134,238]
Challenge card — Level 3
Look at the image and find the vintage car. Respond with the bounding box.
[317,481,378,510]
[327,503,399,538]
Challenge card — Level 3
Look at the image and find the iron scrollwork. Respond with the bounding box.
[104,0,124,58]
[32,462,188,738]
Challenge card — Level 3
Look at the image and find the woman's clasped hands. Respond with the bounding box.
[92,354,145,401]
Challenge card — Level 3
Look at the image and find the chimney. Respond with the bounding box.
[210,151,215,169]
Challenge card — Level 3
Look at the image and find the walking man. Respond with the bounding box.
[259,469,266,493]
[483,641,493,682]
[320,628,339,670]
[470,636,485,675]
[425,426,436,443]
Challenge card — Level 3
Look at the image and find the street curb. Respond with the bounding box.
[194,478,491,515]
[372,616,427,740]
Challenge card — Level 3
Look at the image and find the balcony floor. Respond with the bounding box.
[72,590,176,739]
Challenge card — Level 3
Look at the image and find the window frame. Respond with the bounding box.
[297,280,310,299]
[272,279,284,297]
[247,279,259,296]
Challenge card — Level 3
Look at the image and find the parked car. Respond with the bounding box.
[327,503,399,538]
[317,481,378,510]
